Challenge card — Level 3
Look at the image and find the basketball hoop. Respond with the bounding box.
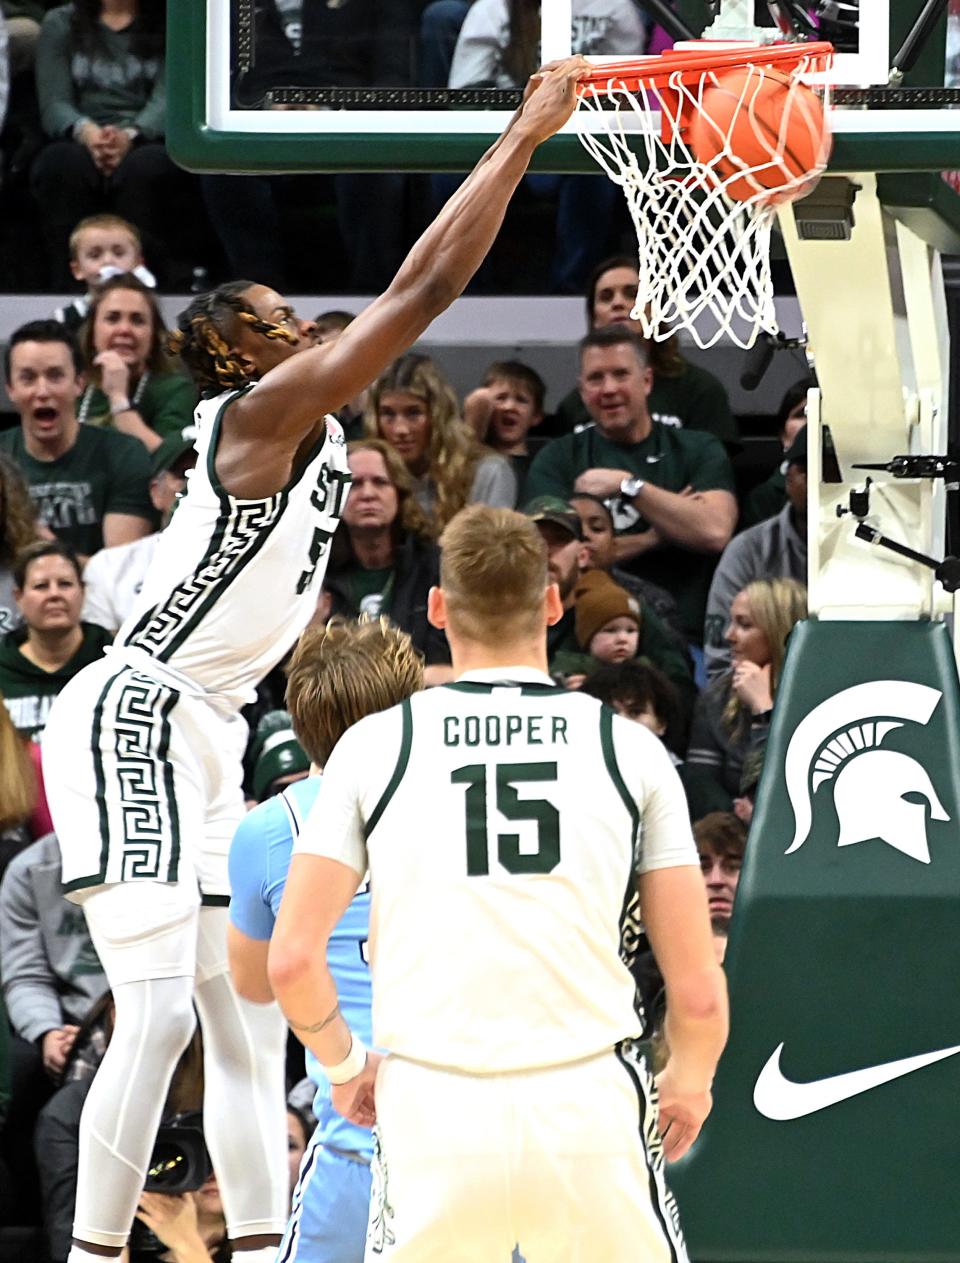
[576,42,834,349]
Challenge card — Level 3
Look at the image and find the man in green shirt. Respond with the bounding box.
[525,326,738,643]
[1,320,154,564]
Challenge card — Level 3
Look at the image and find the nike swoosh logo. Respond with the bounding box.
[753,1041,960,1120]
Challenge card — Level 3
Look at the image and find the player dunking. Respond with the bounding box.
[41,60,588,1263]
[270,505,729,1262]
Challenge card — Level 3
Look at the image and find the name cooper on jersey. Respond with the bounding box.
[443,714,569,748]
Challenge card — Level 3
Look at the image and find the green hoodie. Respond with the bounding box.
[0,622,111,737]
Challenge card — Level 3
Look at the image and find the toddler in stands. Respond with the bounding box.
[52,213,156,332]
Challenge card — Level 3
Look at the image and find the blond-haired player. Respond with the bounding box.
[270,505,729,1261]
[228,619,423,1263]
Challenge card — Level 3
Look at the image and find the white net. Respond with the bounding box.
[576,55,831,349]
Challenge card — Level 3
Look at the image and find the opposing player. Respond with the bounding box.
[270,505,729,1262]
[41,58,589,1263]
[227,618,424,1263]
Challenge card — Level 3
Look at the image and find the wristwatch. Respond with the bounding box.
[620,476,646,499]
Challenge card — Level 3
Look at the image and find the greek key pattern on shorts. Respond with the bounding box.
[125,497,282,658]
[113,673,176,881]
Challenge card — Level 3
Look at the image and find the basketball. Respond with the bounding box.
[687,66,830,205]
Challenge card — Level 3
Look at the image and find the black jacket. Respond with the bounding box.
[326,533,451,666]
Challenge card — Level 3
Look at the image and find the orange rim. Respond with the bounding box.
[577,41,834,95]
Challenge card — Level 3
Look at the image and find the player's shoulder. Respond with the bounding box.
[231,777,321,877]
[279,775,322,834]
[233,786,302,851]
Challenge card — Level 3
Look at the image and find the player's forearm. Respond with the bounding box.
[270,949,353,1067]
[629,485,735,553]
[386,124,540,316]
[662,965,729,1092]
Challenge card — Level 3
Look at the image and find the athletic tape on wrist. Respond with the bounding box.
[325,1035,368,1085]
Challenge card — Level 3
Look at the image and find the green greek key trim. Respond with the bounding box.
[364,698,412,841]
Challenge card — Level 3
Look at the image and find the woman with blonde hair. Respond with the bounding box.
[686,577,807,807]
[365,353,516,533]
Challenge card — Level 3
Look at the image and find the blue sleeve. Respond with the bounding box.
[228,811,276,941]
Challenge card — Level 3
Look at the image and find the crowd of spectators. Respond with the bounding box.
[0,0,689,294]
[0,2,817,1256]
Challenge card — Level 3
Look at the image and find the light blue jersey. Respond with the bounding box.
[229,775,373,1263]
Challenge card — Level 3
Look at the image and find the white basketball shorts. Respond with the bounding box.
[43,656,247,904]
[365,1041,689,1263]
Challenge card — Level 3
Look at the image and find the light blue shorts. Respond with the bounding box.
[278,1133,372,1263]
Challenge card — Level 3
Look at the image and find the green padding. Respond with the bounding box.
[878,171,960,255]
[671,620,960,1263]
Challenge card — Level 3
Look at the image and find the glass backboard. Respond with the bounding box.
[166,1,960,175]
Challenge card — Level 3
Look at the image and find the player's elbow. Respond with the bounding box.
[267,936,314,999]
[232,965,275,1005]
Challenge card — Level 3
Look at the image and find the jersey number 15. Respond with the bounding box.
[451,762,560,876]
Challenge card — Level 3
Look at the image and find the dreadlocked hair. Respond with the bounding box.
[168,281,299,393]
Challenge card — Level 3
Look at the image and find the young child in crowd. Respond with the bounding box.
[575,569,642,666]
[464,359,546,501]
[53,214,156,332]
[550,570,642,686]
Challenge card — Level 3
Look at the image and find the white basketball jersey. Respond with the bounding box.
[114,387,351,708]
[296,667,698,1073]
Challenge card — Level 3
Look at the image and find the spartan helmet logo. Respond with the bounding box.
[784,681,950,864]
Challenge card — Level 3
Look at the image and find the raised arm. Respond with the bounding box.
[238,58,588,436]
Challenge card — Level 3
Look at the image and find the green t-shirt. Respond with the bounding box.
[344,565,394,617]
[0,425,154,558]
[553,360,740,448]
[0,621,112,737]
[79,372,198,443]
[526,422,735,641]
